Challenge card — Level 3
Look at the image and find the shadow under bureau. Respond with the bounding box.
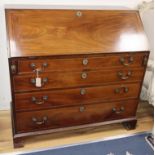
[6,9,149,148]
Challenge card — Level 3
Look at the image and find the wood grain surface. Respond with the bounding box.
[6,9,149,148]
[6,10,149,57]
[14,83,141,111]
[0,101,153,153]
[12,68,145,92]
[15,99,138,133]
[12,52,148,74]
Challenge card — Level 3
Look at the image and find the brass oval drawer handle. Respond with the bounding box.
[120,56,134,66]
[31,95,48,105]
[82,58,88,66]
[30,77,48,87]
[42,62,48,68]
[81,72,87,79]
[42,62,48,71]
[31,78,36,84]
[42,77,48,83]
[79,106,85,112]
[30,62,48,71]
[80,88,86,95]
[112,107,125,114]
[30,63,36,70]
[32,116,48,125]
[118,71,132,80]
[76,11,82,17]
[115,87,129,94]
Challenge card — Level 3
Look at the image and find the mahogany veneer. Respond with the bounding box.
[13,67,144,92]
[15,99,138,133]
[6,9,149,148]
[6,10,149,57]
[14,83,141,111]
[15,53,147,73]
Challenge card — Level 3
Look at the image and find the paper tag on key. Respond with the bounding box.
[36,77,42,87]
[35,69,42,87]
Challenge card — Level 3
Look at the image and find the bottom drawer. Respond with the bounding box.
[15,99,138,133]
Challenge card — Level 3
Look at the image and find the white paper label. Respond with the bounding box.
[36,77,42,87]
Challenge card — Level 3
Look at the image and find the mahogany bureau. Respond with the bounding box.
[6,9,149,148]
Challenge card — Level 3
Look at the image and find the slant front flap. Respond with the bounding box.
[6,10,149,57]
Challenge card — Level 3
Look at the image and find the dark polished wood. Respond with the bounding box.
[14,83,141,111]
[14,53,147,74]
[15,99,138,133]
[14,117,137,139]
[6,10,149,57]
[6,9,149,148]
[13,68,144,92]
[13,137,24,148]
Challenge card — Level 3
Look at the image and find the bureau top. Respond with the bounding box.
[6,9,149,57]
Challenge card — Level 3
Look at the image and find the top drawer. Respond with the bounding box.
[10,53,148,74]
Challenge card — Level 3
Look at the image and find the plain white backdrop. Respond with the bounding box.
[0,0,152,110]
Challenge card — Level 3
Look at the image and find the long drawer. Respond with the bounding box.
[13,68,144,92]
[14,83,141,111]
[15,99,138,133]
[14,53,148,74]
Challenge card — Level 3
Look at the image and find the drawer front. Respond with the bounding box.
[15,53,148,74]
[15,83,141,111]
[13,68,144,92]
[15,99,138,133]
